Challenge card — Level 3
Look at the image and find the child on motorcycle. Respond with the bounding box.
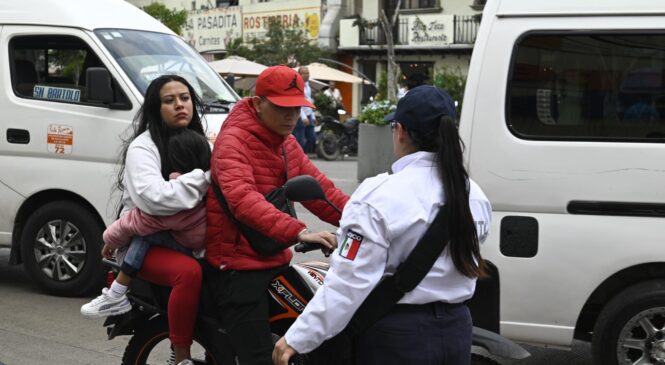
[81,128,210,317]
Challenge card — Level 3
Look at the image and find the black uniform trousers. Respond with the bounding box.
[354,302,472,365]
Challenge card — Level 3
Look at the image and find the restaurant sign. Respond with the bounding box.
[185,7,242,53]
[242,2,320,41]
[408,14,453,46]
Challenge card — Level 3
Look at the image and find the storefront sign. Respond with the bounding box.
[242,1,320,41]
[408,15,453,46]
[185,7,242,53]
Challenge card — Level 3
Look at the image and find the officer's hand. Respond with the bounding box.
[272,337,297,365]
[298,230,337,250]
[303,118,311,127]
[101,243,114,259]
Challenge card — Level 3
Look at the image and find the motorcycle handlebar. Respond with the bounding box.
[294,242,334,257]
[294,242,320,253]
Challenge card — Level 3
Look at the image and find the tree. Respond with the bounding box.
[226,19,329,66]
[142,3,188,35]
[352,1,401,102]
[378,0,402,102]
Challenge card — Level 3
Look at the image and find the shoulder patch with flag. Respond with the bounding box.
[339,230,364,260]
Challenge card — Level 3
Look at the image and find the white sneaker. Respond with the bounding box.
[80,287,131,319]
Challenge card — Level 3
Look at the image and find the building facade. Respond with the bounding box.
[124,0,483,114]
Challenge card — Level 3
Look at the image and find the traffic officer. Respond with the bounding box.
[273,85,492,365]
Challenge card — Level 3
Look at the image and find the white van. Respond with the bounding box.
[0,0,236,296]
[460,0,665,364]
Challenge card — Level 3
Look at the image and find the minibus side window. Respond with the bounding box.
[10,35,129,108]
[507,33,665,142]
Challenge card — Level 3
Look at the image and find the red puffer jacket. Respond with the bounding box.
[205,98,349,271]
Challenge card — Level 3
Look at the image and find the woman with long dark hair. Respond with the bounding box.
[81,75,209,365]
[274,85,492,365]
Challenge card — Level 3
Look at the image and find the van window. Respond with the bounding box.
[10,35,128,107]
[508,33,665,141]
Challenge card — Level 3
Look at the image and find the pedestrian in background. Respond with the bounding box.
[295,66,317,152]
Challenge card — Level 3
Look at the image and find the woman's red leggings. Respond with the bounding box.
[137,246,202,347]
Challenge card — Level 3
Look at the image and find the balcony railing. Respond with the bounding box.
[453,14,480,44]
[358,18,410,46]
[340,13,480,48]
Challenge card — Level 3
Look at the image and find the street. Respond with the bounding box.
[0,157,592,365]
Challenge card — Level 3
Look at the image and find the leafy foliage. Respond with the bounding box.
[432,66,467,116]
[313,92,337,119]
[142,3,188,35]
[226,19,329,66]
[358,100,396,125]
[373,71,388,101]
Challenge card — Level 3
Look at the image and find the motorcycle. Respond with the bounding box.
[102,176,529,365]
[315,113,358,161]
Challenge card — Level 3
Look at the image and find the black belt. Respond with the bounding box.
[393,301,464,313]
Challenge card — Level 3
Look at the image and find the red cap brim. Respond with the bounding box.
[266,95,316,109]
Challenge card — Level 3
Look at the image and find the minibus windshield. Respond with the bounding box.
[94,29,237,108]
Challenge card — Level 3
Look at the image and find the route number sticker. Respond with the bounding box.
[47,124,73,155]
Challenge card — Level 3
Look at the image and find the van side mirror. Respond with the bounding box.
[86,67,113,104]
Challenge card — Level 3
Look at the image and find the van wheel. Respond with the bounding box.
[592,280,665,365]
[20,201,104,296]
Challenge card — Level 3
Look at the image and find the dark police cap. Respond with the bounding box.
[384,85,456,132]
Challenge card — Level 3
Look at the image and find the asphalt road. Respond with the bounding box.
[0,156,594,365]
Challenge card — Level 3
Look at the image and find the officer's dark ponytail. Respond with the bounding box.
[404,116,487,278]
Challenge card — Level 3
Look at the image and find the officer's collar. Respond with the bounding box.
[391,151,436,173]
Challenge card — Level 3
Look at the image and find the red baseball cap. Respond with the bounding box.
[255,65,316,109]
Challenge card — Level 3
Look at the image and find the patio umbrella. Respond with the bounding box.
[208,56,267,76]
[303,62,366,84]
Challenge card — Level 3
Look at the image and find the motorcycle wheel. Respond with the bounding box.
[316,130,341,161]
[121,318,230,365]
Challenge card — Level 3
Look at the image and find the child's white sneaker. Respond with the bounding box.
[80,287,131,319]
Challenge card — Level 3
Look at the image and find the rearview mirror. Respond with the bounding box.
[284,175,326,202]
[284,175,343,215]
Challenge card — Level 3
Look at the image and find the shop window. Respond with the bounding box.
[401,0,437,11]
[471,0,486,10]
[399,62,432,89]
[508,32,665,141]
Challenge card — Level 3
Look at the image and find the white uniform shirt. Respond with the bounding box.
[120,131,210,217]
[300,81,315,122]
[284,151,492,354]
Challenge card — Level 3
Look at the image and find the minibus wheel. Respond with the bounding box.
[20,200,104,296]
[592,280,665,365]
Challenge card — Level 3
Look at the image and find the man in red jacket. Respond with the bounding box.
[205,65,349,364]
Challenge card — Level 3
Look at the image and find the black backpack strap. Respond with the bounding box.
[282,144,288,180]
[342,206,450,337]
[211,181,241,228]
[212,143,289,228]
